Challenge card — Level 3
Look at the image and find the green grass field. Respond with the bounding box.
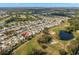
[0,16,12,23]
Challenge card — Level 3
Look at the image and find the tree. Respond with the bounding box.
[38,35,52,44]
[0,26,3,29]
[68,17,79,31]
[66,26,74,33]
[29,49,47,55]
[59,49,67,55]
[43,28,49,34]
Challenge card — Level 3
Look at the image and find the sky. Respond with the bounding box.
[0,3,79,7]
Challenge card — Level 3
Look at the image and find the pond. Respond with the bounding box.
[59,30,74,40]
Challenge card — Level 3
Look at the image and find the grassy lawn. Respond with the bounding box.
[7,21,16,26]
[45,45,60,55]
[49,20,70,34]
[0,16,12,23]
[47,20,76,53]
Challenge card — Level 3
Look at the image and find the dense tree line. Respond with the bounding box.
[68,17,79,31]
[5,18,16,24]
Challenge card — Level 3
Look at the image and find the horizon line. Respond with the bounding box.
[0,3,79,7]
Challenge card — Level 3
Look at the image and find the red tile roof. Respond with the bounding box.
[21,32,29,37]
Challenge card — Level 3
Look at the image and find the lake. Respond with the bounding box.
[59,30,74,40]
